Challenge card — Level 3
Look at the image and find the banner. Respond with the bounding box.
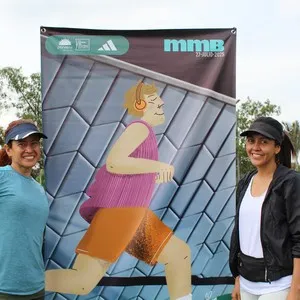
[40,26,236,300]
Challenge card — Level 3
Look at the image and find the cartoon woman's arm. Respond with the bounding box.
[106,123,172,178]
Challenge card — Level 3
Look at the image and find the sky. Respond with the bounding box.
[0,0,299,128]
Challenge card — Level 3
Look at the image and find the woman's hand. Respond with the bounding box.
[155,164,174,183]
[231,276,241,300]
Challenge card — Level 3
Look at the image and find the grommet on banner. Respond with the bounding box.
[231,27,237,34]
[41,28,46,33]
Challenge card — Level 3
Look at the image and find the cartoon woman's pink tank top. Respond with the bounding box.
[79,120,159,223]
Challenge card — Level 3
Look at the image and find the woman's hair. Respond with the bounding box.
[124,81,157,117]
[259,117,295,168]
[276,131,295,168]
[0,119,36,166]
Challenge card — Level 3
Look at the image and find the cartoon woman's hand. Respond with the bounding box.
[156,164,174,183]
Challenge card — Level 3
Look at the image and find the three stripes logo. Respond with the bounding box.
[98,40,118,52]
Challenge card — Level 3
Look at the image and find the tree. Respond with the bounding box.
[0,126,4,146]
[282,120,300,169]
[0,67,42,129]
[0,67,44,184]
[237,97,281,180]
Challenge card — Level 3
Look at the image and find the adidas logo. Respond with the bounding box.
[98,40,117,51]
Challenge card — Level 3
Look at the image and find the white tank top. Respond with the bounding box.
[239,176,292,295]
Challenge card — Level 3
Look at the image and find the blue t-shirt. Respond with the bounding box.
[0,165,49,295]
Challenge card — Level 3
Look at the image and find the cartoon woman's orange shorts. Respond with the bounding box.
[75,207,173,265]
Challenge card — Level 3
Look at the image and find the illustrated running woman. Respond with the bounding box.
[46,81,193,300]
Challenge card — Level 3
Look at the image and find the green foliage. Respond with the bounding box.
[0,126,4,146]
[236,97,281,180]
[0,67,42,129]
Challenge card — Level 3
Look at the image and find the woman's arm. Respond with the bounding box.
[285,174,300,257]
[231,276,241,300]
[287,258,300,300]
[106,122,170,175]
[286,173,300,299]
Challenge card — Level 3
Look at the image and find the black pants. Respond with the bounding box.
[0,289,44,300]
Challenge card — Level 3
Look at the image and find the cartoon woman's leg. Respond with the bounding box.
[125,209,192,300]
[45,254,111,295]
[157,236,192,300]
[45,207,147,295]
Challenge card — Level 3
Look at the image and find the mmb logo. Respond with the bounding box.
[164,39,224,52]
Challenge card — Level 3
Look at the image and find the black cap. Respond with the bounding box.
[240,117,284,144]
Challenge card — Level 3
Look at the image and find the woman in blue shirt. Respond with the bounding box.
[0,119,49,299]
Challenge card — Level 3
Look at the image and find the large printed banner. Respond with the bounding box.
[40,26,237,300]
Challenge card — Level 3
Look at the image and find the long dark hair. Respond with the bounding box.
[0,119,36,166]
[276,131,295,168]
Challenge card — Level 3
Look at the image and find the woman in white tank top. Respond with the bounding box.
[229,117,300,300]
